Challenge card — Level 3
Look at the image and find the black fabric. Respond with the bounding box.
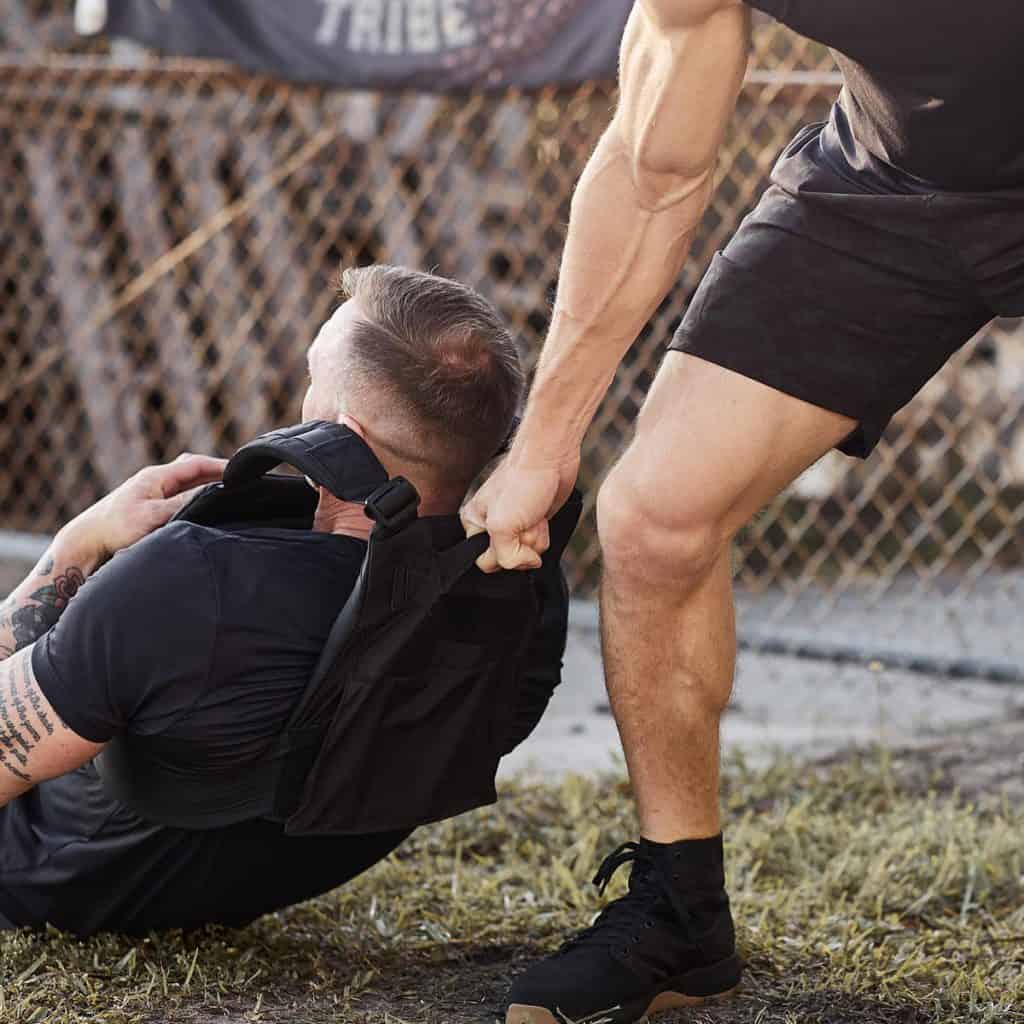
[670,120,1024,457]
[177,473,319,532]
[4,423,572,934]
[222,422,390,502]
[747,0,1024,191]
[283,493,580,836]
[89,422,576,834]
[639,834,725,892]
[30,525,220,744]
[500,545,569,756]
[0,763,408,936]
[86,422,402,830]
[176,422,394,533]
[32,522,368,748]
[5,523,413,934]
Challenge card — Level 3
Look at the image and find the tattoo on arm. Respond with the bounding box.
[0,554,85,660]
[0,651,72,792]
[0,646,102,805]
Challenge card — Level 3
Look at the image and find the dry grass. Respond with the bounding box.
[1,750,1022,1024]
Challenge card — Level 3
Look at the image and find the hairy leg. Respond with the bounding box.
[597,353,856,841]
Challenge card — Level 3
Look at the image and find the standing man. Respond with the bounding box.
[462,2,1024,1022]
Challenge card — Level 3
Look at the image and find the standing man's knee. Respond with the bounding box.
[597,457,729,591]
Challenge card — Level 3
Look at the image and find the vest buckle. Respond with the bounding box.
[363,477,420,532]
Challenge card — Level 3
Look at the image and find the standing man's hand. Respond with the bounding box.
[60,453,228,566]
[461,448,578,573]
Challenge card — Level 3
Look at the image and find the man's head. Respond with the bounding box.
[302,265,524,511]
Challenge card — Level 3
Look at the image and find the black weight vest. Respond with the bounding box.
[94,421,581,836]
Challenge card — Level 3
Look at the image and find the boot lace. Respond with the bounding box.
[557,841,695,957]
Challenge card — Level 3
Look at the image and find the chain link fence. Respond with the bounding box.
[2,4,1022,673]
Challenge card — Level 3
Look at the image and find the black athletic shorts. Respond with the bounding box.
[671,114,1024,457]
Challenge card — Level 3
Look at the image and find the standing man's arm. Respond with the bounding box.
[0,454,226,806]
[462,0,750,566]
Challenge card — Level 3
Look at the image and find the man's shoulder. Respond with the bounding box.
[120,519,215,557]
[102,521,218,585]
[73,522,220,622]
[147,523,367,624]
[159,522,368,573]
[114,522,365,597]
[122,520,355,567]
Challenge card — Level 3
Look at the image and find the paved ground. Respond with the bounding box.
[736,569,1024,677]
[500,599,1024,781]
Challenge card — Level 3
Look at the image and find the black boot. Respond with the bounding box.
[506,836,742,1024]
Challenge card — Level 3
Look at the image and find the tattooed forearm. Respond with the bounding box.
[0,548,86,661]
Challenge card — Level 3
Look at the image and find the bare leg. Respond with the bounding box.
[597,353,857,841]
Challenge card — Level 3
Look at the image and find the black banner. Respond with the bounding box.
[104,0,632,90]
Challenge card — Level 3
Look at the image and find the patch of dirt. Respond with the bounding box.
[346,943,529,1022]
[196,948,944,1024]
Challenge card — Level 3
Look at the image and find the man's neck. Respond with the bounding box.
[313,498,374,541]
[313,492,461,541]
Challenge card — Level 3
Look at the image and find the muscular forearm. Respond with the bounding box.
[0,529,102,660]
[520,131,713,452]
[517,0,750,455]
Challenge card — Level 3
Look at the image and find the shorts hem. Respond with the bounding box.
[669,329,879,458]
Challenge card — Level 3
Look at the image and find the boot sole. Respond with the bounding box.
[506,983,739,1024]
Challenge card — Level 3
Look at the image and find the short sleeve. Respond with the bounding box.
[31,522,219,743]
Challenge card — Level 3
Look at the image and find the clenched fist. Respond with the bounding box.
[461,448,579,573]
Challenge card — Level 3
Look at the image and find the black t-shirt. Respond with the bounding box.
[36,521,370,751]
[2,517,566,936]
[749,0,1024,191]
[1,523,403,934]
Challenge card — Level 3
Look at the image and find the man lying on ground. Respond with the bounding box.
[0,264,558,936]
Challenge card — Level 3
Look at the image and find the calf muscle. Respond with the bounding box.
[597,354,857,841]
